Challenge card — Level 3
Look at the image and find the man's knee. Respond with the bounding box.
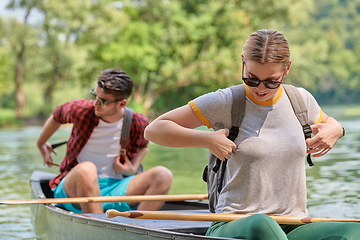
[71,161,97,179]
[152,166,173,182]
[145,166,172,190]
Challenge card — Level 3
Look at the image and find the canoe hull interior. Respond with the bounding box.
[30,171,233,240]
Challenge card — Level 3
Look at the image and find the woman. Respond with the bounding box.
[145,29,357,240]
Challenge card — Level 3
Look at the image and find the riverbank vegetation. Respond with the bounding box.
[0,0,359,126]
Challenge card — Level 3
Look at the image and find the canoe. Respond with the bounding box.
[30,170,233,240]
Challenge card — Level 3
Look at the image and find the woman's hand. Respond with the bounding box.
[206,129,237,161]
[306,117,343,157]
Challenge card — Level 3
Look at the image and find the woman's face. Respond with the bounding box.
[242,60,290,101]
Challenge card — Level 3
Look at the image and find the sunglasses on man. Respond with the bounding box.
[89,89,123,107]
[241,62,285,89]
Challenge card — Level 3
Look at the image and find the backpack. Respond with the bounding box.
[52,107,144,174]
[202,84,313,213]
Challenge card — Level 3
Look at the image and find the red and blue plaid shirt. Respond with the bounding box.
[50,99,149,189]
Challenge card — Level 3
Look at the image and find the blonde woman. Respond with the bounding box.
[144,30,357,240]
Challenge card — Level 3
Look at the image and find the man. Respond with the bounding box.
[37,69,172,214]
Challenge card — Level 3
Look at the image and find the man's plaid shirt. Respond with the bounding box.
[50,99,149,189]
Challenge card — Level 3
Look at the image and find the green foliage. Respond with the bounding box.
[0,0,359,124]
[87,0,292,113]
[283,0,360,104]
[0,45,15,98]
[0,108,20,127]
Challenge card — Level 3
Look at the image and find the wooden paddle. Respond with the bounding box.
[0,194,208,205]
[51,141,68,149]
[48,162,60,167]
[106,210,360,225]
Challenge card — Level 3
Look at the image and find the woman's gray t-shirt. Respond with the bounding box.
[189,85,322,217]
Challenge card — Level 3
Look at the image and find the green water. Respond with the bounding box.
[0,105,359,239]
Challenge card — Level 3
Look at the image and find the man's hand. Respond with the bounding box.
[113,155,136,176]
[38,142,57,167]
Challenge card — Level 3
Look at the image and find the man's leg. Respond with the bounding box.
[63,161,103,213]
[126,166,173,210]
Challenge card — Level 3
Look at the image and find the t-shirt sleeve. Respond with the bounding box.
[188,88,233,131]
[53,101,75,124]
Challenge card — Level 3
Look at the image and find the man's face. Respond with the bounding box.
[91,86,123,119]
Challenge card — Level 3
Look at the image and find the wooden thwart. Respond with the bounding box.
[106,210,360,225]
[0,194,208,205]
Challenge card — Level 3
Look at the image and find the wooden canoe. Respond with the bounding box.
[30,170,234,240]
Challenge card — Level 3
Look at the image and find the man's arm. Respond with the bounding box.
[306,112,344,157]
[37,115,62,166]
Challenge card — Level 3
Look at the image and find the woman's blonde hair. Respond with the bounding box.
[243,29,290,65]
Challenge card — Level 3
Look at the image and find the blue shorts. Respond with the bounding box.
[53,176,137,214]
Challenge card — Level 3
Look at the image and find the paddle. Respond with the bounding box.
[51,141,68,149]
[48,162,60,167]
[0,194,208,205]
[105,210,360,225]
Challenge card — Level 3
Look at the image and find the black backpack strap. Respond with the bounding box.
[119,107,133,164]
[283,85,314,166]
[215,85,246,192]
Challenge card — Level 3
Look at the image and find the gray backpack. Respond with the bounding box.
[202,84,313,213]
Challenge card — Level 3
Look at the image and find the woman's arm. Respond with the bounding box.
[145,105,236,161]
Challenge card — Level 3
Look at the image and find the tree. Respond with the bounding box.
[6,0,38,117]
[0,18,16,107]
[282,0,360,104]
[86,0,292,115]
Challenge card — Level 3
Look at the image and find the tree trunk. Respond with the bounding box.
[15,44,25,118]
[14,6,32,118]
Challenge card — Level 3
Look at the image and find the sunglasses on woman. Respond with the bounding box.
[89,89,123,107]
[241,62,285,89]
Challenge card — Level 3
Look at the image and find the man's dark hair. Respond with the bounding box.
[97,69,133,100]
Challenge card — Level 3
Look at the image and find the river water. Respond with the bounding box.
[0,106,359,239]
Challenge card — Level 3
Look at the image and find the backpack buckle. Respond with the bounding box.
[302,124,312,139]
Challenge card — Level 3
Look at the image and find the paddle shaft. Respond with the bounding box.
[51,141,68,149]
[106,210,360,225]
[48,162,60,167]
[0,194,208,205]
